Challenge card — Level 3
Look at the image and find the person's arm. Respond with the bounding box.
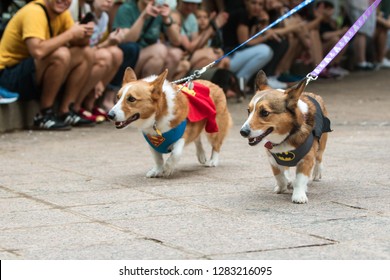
[25,23,91,60]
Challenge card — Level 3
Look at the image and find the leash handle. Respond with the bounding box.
[309,0,382,80]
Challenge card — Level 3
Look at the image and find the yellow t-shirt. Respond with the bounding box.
[0,0,74,70]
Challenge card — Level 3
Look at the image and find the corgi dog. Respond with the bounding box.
[240,71,331,203]
[107,67,232,178]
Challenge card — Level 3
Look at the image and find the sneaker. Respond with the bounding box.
[61,104,95,127]
[355,61,375,71]
[379,58,390,69]
[33,110,71,131]
[328,66,350,76]
[267,76,287,89]
[0,87,19,104]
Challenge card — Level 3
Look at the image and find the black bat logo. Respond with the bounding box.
[275,152,295,161]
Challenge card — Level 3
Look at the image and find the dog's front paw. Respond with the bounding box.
[292,191,308,204]
[205,152,219,167]
[146,167,164,178]
[162,165,175,177]
[274,185,288,194]
[197,151,207,164]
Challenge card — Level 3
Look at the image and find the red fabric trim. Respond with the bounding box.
[181,82,218,133]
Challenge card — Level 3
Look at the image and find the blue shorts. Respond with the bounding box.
[0,57,41,100]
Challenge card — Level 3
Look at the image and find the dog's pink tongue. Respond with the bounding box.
[264,141,273,149]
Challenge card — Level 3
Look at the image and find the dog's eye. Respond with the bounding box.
[127,95,136,102]
[260,109,270,117]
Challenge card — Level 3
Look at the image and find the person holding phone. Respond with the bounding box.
[110,0,181,78]
[0,0,95,130]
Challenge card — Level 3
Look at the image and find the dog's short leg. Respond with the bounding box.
[271,165,289,194]
[292,173,309,203]
[313,133,327,181]
[163,138,185,177]
[206,151,219,167]
[313,162,322,181]
[146,148,164,178]
[195,136,207,164]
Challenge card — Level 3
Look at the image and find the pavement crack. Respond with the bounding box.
[331,201,368,210]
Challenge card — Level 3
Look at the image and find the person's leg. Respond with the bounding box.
[110,42,140,88]
[229,44,273,82]
[73,47,111,112]
[135,43,168,78]
[59,46,94,115]
[34,46,73,111]
[165,46,185,80]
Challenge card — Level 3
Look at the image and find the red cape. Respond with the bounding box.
[181,82,218,133]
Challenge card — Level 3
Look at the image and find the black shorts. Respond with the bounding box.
[0,57,41,100]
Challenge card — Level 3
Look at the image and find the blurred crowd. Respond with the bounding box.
[0,0,390,130]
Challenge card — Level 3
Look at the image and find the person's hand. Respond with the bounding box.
[159,3,171,18]
[265,29,282,42]
[213,11,229,29]
[144,1,160,18]
[107,28,124,45]
[70,23,94,40]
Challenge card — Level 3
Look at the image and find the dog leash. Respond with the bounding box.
[171,0,315,87]
[306,0,382,84]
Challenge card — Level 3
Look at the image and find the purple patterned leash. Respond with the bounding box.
[307,0,382,82]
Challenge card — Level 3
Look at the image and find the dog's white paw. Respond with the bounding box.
[292,191,308,204]
[205,158,219,167]
[205,152,219,167]
[197,151,207,164]
[274,185,288,194]
[146,167,164,178]
[162,165,175,177]
[312,163,322,181]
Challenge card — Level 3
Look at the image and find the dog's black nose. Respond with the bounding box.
[240,128,250,137]
[107,111,116,121]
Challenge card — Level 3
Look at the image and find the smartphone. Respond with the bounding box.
[80,12,94,24]
[154,0,165,6]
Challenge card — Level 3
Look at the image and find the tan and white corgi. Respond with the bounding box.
[240,71,331,203]
[108,67,232,177]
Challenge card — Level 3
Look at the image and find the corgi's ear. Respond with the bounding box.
[284,78,307,108]
[254,70,270,91]
[122,67,137,85]
[150,69,168,100]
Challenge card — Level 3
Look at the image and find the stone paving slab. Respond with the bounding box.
[0,70,390,260]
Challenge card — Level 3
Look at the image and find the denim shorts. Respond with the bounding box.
[0,57,41,100]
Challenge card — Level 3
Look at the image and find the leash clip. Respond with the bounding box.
[306,73,318,85]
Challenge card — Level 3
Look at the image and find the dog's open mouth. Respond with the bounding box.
[115,113,140,129]
[248,127,274,146]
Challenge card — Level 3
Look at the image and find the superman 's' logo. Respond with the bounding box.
[146,134,165,147]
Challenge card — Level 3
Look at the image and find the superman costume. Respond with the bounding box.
[143,82,219,154]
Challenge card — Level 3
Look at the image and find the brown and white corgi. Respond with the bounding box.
[108,67,232,177]
[240,71,331,203]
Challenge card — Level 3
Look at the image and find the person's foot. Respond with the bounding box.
[60,104,95,127]
[33,109,71,131]
[0,87,19,104]
[355,61,375,71]
[267,76,287,89]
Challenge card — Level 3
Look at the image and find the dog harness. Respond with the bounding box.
[270,96,332,167]
[143,120,187,154]
[143,82,218,154]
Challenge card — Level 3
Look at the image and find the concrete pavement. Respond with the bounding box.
[0,69,389,259]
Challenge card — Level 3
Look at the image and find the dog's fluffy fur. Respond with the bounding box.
[240,71,330,203]
[108,67,232,177]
